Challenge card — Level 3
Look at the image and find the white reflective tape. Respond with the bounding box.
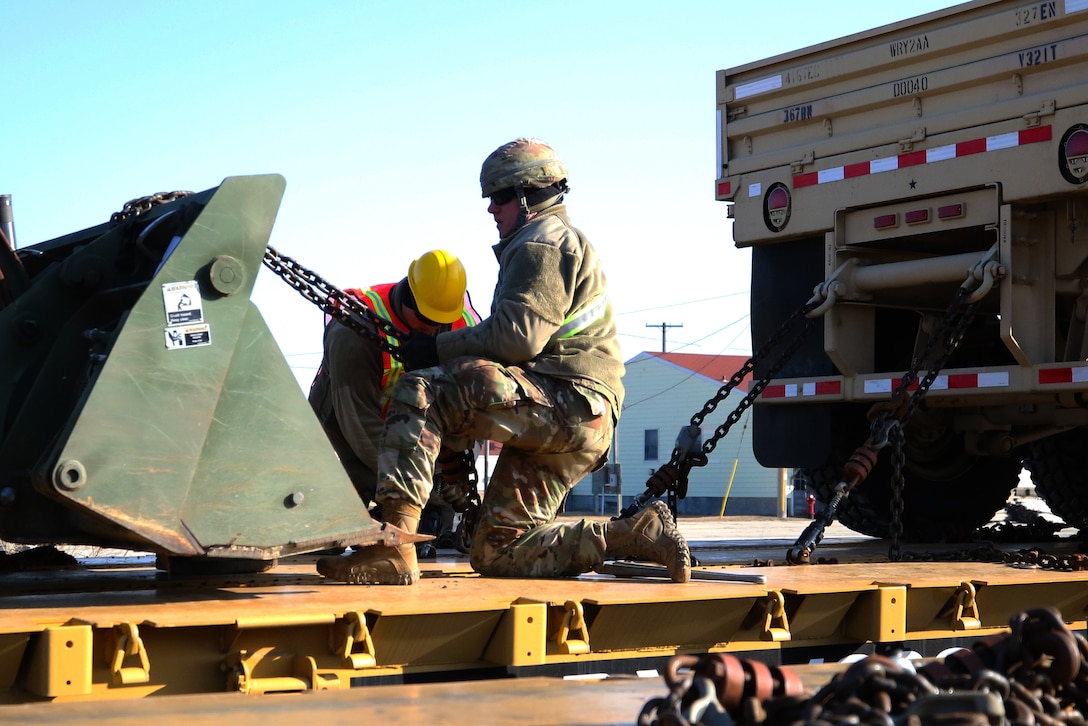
[1068,0,1088,14]
[785,383,799,397]
[978,371,1009,388]
[803,382,816,396]
[1074,366,1088,382]
[870,157,899,173]
[927,144,956,162]
[716,108,723,176]
[748,182,762,197]
[929,375,949,390]
[864,379,893,394]
[818,167,845,183]
[551,294,610,342]
[735,75,783,100]
[986,132,1018,151]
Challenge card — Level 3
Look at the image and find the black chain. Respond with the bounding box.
[107,197,406,363]
[788,286,981,565]
[621,301,820,519]
[110,191,194,227]
[261,246,406,359]
[888,424,906,562]
[689,302,821,462]
[884,287,980,560]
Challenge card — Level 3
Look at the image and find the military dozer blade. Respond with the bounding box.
[0,174,382,561]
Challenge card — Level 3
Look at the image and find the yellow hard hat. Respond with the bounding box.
[407,250,467,324]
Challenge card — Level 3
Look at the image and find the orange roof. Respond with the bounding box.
[638,352,753,392]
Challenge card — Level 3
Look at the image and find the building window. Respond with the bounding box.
[644,429,659,461]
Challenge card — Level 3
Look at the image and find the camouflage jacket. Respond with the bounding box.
[437,205,625,416]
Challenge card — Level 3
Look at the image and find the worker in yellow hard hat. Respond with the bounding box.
[308,250,480,549]
[407,249,468,326]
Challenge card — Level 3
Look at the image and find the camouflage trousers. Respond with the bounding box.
[376,357,614,578]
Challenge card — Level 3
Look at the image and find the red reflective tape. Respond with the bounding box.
[791,126,1052,191]
[956,138,987,156]
[948,373,977,389]
[815,380,841,395]
[899,150,927,167]
[844,162,870,178]
[1020,126,1052,144]
[793,172,819,188]
[717,180,731,196]
[1039,368,1073,384]
[762,385,786,398]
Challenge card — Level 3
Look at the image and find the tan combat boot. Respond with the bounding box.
[603,501,691,583]
[317,502,422,585]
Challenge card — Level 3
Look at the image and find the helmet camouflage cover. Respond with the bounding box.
[480,138,567,197]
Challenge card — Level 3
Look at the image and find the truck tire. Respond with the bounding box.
[1027,429,1087,531]
[806,413,1019,541]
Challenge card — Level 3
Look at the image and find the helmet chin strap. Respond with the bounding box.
[513,187,565,230]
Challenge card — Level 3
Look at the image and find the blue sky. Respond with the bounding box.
[7,1,958,389]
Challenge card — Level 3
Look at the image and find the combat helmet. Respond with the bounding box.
[480,138,567,198]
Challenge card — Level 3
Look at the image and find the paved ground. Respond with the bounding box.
[5,490,1060,562]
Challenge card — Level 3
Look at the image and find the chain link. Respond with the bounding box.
[888,424,906,562]
[641,607,1088,725]
[883,287,980,560]
[787,285,981,564]
[690,302,821,460]
[621,300,820,520]
[108,195,404,362]
[261,246,406,359]
[110,191,194,227]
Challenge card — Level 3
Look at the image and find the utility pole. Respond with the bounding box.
[646,322,682,353]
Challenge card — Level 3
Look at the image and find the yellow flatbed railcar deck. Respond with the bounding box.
[2,515,1086,707]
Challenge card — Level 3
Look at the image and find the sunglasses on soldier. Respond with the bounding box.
[489,187,517,205]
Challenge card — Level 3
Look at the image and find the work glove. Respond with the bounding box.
[399,331,439,371]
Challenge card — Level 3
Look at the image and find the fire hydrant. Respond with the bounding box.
[806,493,816,519]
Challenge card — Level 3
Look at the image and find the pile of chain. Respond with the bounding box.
[639,606,1088,725]
[639,652,805,726]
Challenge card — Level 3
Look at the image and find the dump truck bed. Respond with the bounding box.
[717,0,1088,243]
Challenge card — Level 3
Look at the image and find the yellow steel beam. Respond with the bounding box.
[4,559,1088,704]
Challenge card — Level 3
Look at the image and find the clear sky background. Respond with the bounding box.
[7,0,958,390]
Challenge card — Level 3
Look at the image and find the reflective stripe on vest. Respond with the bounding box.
[358,285,404,417]
[550,294,609,343]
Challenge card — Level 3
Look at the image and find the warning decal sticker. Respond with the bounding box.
[164,323,211,350]
[162,281,204,326]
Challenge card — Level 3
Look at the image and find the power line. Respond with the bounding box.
[622,291,748,315]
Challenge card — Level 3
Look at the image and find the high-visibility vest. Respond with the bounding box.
[347,283,478,417]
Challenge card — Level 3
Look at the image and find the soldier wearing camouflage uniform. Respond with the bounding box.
[317,138,690,585]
